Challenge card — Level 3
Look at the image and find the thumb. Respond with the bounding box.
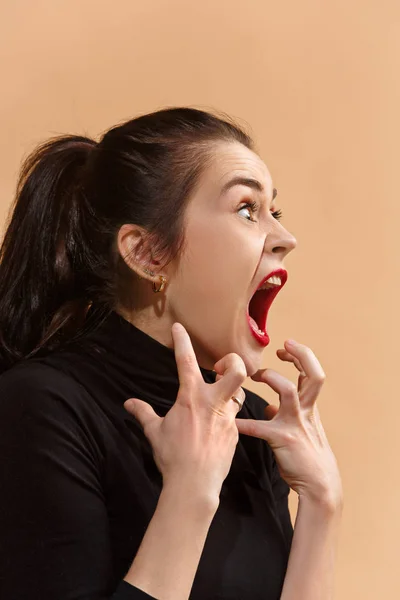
[124,398,159,431]
[235,417,273,441]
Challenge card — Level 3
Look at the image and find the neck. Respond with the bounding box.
[115,305,216,371]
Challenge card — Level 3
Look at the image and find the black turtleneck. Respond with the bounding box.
[0,309,293,600]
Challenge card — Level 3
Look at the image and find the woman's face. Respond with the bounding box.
[167,141,297,376]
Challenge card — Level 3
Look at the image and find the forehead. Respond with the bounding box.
[205,141,273,197]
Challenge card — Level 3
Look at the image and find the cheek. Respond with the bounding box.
[182,216,263,286]
[172,223,264,334]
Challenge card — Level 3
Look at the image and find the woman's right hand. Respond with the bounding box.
[123,322,247,506]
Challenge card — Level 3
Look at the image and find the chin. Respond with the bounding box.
[231,340,265,378]
[204,325,266,376]
[243,353,264,378]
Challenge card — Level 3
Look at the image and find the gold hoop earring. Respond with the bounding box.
[152,275,167,293]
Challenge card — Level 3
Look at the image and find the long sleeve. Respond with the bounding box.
[112,581,157,599]
[0,362,156,600]
[271,454,294,552]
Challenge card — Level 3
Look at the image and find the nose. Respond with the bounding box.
[266,224,297,258]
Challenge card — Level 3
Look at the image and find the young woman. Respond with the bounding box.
[0,107,343,600]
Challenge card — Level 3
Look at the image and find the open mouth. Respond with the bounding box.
[247,268,288,346]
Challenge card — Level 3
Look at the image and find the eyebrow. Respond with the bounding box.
[220,176,277,201]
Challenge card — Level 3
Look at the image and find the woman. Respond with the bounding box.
[0,107,343,600]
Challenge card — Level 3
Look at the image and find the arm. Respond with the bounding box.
[0,363,140,600]
[280,494,343,600]
[236,340,344,600]
[270,454,294,550]
[121,483,217,600]
[0,365,114,599]
[0,363,218,600]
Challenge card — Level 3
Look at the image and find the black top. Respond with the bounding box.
[0,309,293,600]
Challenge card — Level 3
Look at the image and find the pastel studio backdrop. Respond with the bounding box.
[1,2,398,598]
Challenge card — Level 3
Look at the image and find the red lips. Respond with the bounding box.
[255,268,288,292]
[247,268,288,347]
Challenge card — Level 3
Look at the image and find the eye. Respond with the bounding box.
[271,208,283,221]
[237,201,284,222]
[237,201,258,222]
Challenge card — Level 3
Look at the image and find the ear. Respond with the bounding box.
[117,223,162,279]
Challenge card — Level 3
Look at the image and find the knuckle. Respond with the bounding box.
[238,364,247,380]
[283,381,298,396]
[230,354,247,379]
[178,393,193,409]
[312,371,326,385]
[281,430,298,445]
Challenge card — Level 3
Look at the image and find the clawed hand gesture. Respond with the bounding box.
[231,339,343,506]
[125,324,343,508]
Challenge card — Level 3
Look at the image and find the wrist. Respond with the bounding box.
[160,479,220,519]
[298,489,344,516]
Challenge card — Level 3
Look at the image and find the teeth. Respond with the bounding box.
[258,275,282,290]
[249,316,266,335]
[266,275,281,285]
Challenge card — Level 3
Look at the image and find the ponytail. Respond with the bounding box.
[0,107,254,374]
[0,135,97,373]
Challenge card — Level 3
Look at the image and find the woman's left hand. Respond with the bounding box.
[231,339,343,507]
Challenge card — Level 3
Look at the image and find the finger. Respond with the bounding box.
[124,398,160,434]
[213,353,247,402]
[276,348,307,392]
[171,322,203,390]
[235,417,274,441]
[283,340,325,407]
[283,340,324,378]
[251,368,300,417]
[276,348,306,375]
[215,373,246,414]
[235,402,278,439]
[215,373,246,409]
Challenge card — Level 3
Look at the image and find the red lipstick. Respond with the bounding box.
[247,268,288,347]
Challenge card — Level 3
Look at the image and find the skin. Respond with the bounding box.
[117,138,343,503]
[118,140,343,599]
[117,140,297,377]
[122,325,344,600]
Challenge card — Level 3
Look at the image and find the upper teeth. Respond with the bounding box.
[259,275,282,290]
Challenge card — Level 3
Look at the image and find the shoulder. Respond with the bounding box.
[0,359,105,467]
[0,359,85,397]
[0,359,90,424]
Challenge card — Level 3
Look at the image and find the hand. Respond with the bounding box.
[235,340,343,506]
[124,322,248,505]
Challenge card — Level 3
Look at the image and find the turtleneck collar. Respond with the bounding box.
[45,305,281,499]
[80,307,217,412]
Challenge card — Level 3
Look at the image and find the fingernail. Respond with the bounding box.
[286,339,297,346]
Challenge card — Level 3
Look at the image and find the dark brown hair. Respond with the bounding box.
[0,107,253,373]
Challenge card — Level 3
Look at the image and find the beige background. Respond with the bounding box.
[1,1,399,597]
